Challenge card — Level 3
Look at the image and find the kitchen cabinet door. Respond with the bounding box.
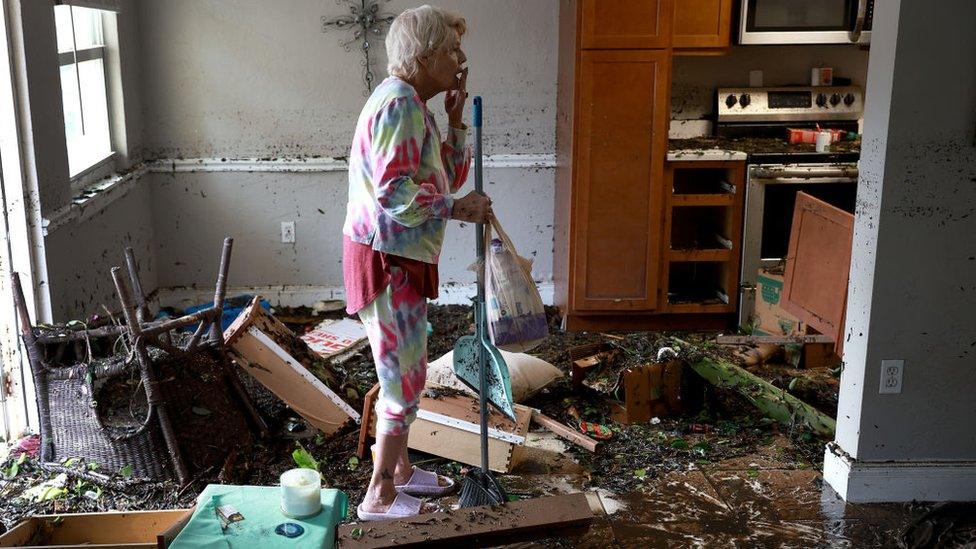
[572,50,670,311]
[673,0,732,49]
[580,0,672,49]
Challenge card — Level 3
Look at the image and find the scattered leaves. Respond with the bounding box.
[120,464,134,478]
[292,443,320,472]
[633,468,647,479]
[669,438,690,450]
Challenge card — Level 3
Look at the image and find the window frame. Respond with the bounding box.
[56,4,118,190]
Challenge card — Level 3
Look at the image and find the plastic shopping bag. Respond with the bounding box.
[484,217,548,352]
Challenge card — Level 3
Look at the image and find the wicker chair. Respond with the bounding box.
[12,237,265,485]
[12,273,174,480]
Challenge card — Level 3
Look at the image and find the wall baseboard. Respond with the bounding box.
[154,282,555,310]
[823,442,976,503]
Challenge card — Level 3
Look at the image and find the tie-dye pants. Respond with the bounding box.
[357,266,428,436]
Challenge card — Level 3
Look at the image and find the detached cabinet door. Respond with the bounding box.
[580,0,672,49]
[573,50,669,311]
[673,0,732,49]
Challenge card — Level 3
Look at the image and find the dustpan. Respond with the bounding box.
[452,96,516,422]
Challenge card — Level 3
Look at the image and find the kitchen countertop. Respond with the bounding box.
[668,136,861,159]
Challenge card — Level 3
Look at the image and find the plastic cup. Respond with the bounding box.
[280,468,321,519]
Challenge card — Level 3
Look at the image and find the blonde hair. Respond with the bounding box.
[386,5,466,79]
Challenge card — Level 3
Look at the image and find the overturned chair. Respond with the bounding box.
[13,238,265,485]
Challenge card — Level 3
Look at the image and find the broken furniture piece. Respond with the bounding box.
[610,360,685,424]
[0,509,194,548]
[337,492,594,548]
[224,296,360,438]
[357,383,532,473]
[781,191,855,356]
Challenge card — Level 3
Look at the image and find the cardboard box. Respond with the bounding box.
[754,269,805,336]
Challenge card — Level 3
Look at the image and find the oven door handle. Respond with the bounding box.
[850,0,869,43]
[750,166,859,181]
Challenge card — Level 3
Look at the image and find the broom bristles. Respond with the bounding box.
[457,467,507,508]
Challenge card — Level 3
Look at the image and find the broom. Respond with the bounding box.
[457,96,508,508]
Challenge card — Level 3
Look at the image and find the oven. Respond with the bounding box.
[739,0,873,45]
[738,161,859,330]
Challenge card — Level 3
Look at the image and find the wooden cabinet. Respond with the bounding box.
[580,0,672,49]
[673,0,732,52]
[572,50,670,311]
[555,0,739,331]
[662,161,745,313]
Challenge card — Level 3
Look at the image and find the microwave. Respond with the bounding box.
[739,0,873,45]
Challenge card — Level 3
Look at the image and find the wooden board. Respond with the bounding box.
[337,493,594,548]
[782,192,854,356]
[0,510,192,548]
[716,334,834,345]
[359,384,532,473]
[225,297,359,437]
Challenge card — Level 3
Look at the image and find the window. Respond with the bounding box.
[54,5,114,178]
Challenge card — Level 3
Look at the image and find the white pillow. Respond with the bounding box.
[426,349,563,403]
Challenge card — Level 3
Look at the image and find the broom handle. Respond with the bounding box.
[473,96,490,478]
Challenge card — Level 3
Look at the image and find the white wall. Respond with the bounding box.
[135,0,558,299]
[825,0,976,502]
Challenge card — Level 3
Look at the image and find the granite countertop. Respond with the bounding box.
[668,136,861,159]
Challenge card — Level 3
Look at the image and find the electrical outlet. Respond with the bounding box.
[281,221,295,243]
[879,359,904,394]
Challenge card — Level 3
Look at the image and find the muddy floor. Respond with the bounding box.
[2,304,973,547]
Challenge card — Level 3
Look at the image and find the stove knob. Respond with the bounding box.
[725,94,737,108]
[739,93,751,107]
[816,93,827,107]
[844,93,856,106]
[830,93,841,106]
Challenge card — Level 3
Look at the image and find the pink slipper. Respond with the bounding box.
[356,491,427,521]
[395,466,456,497]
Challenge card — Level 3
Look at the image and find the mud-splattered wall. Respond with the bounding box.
[826,0,976,502]
[135,0,558,298]
[138,0,556,158]
[45,186,157,321]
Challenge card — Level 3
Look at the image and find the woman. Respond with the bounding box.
[342,5,490,520]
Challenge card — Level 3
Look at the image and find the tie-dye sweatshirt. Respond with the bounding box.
[343,77,470,264]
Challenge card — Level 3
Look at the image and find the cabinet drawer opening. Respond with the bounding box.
[667,261,731,306]
[671,206,734,251]
[672,168,736,195]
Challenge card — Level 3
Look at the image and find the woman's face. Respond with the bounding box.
[423,31,466,92]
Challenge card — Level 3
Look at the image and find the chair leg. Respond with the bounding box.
[124,247,150,325]
[111,267,190,484]
[209,237,233,343]
[11,273,54,462]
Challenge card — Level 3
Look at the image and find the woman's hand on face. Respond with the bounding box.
[451,190,491,223]
[445,66,468,128]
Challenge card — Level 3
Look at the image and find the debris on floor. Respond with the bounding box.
[2,302,967,546]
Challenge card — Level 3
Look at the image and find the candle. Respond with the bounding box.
[280,468,321,519]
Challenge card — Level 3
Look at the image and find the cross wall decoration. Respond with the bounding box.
[321,0,399,95]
